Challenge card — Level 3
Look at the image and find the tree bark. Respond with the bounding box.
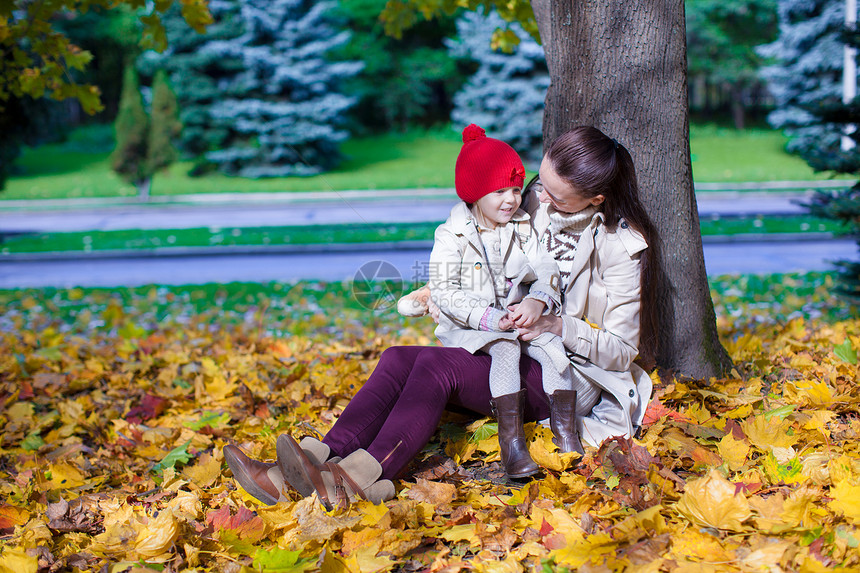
[535,0,732,378]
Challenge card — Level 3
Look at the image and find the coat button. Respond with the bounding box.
[474,262,482,270]
[621,221,629,229]
[629,389,635,398]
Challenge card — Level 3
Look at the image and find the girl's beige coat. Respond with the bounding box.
[428,202,562,355]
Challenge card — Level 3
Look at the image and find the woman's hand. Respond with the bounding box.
[515,314,563,341]
[508,298,546,327]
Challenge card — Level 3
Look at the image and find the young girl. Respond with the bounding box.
[429,124,583,479]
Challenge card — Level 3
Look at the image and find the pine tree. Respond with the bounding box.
[445,9,548,166]
[141,0,361,177]
[792,24,860,305]
[757,0,846,155]
[111,66,151,197]
[147,70,181,179]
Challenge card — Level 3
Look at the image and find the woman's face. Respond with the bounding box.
[537,156,604,214]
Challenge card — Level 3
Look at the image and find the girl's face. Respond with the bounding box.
[474,186,522,228]
[537,157,605,214]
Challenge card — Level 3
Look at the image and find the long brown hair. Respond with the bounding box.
[545,126,660,367]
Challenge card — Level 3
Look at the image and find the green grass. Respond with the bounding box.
[689,124,854,183]
[3,126,463,201]
[3,124,855,202]
[0,216,846,256]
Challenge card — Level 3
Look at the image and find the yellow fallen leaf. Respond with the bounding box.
[550,532,616,569]
[749,492,786,531]
[801,452,833,487]
[828,454,858,484]
[781,484,821,528]
[45,462,87,490]
[341,527,383,557]
[356,500,390,527]
[741,541,791,570]
[784,379,836,408]
[717,433,750,472]
[6,402,34,424]
[527,424,579,472]
[742,415,798,452]
[668,527,737,563]
[803,410,836,439]
[0,546,38,573]
[441,523,480,544]
[405,479,456,505]
[342,544,391,573]
[204,375,238,403]
[167,490,201,520]
[828,480,860,524]
[676,469,752,532]
[473,553,523,573]
[134,510,179,559]
[182,452,222,488]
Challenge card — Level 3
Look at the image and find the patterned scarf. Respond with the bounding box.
[541,205,599,284]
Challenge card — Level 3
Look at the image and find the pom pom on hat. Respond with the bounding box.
[462,124,486,143]
[455,124,525,203]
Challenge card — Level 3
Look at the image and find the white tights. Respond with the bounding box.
[485,339,602,416]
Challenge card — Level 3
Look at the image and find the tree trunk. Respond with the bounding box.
[137,177,151,202]
[731,85,746,130]
[535,0,731,378]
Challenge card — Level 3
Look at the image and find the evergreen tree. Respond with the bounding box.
[757,0,846,155]
[146,70,181,178]
[111,66,151,197]
[139,0,245,165]
[445,9,548,166]
[793,25,860,305]
[334,0,465,132]
[141,0,361,177]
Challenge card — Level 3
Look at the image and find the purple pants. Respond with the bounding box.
[322,346,552,480]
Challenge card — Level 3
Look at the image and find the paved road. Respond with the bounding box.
[0,239,854,289]
[0,190,819,234]
[0,189,854,288]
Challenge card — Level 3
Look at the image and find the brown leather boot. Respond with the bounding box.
[490,390,540,479]
[548,389,585,455]
[223,445,288,505]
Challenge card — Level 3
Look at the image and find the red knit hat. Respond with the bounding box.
[454,124,526,203]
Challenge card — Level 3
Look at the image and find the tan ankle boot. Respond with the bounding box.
[490,390,540,479]
[277,434,395,510]
[275,436,338,496]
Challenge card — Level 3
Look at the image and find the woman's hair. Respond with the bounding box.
[545,126,660,367]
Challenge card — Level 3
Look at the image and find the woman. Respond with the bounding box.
[224,126,659,510]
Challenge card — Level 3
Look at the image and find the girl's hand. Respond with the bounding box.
[498,315,515,331]
[508,299,546,327]
[516,314,563,341]
[428,298,441,324]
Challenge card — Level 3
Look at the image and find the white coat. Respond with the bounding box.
[530,202,653,447]
[429,202,562,357]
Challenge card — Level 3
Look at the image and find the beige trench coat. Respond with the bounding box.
[530,202,653,447]
[429,202,562,356]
